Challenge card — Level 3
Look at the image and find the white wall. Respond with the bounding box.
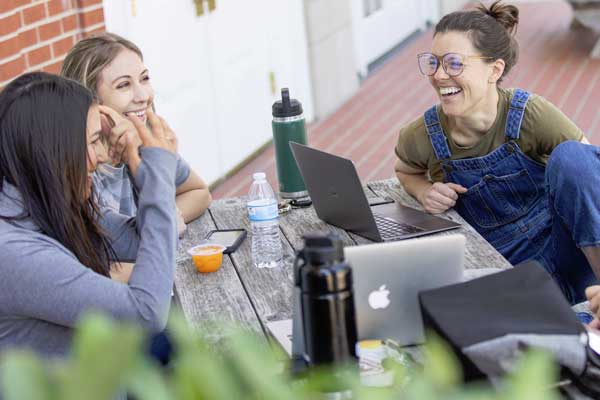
[439,0,470,16]
[102,0,313,185]
[303,0,359,119]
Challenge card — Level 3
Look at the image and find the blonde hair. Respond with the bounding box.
[61,33,143,97]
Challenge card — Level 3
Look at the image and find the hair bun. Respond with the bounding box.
[477,1,519,34]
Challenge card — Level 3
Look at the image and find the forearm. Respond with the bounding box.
[396,170,432,204]
[175,188,212,223]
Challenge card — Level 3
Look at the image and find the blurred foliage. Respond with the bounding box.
[0,312,560,400]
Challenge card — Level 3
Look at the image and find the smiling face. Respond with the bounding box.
[429,31,503,118]
[96,48,153,123]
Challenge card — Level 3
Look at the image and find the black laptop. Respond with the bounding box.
[290,143,460,241]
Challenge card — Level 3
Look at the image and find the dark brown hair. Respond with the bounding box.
[61,32,143,96]
[0,72,113,276]
[434,1,519,82]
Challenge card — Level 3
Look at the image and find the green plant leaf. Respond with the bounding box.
[422,332,462,390]
[126,358,172,400]
[0,350,55,400]
[167,312,246,400]
[57,313,144,400]
[499,349,559,400]
[223,329,299,400]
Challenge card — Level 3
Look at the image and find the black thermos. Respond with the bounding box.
[294,234,358,366]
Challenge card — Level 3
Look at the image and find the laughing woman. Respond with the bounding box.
[0,72,177,357]
[61,33,211,229]
[394,1,600,304]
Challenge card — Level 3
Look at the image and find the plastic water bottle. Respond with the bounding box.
[247,172,283,268]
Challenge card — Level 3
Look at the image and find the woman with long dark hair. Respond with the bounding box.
[0,72,177,357]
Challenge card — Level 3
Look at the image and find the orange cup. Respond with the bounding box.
[187,244,226,273]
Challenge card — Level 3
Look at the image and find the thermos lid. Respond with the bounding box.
[299,234,353,294]
[272,88,303,118]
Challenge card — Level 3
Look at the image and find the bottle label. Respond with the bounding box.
[247,199,278,221]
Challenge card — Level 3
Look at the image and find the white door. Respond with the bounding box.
[102,0,313,185]
[102,0,222,184]
[205,0,314,174]
[351,0,437,77]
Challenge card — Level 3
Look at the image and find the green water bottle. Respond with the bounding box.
[272,88,308,199]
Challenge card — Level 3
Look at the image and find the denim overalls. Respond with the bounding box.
[425,89,599,304]
[425,89,550,266]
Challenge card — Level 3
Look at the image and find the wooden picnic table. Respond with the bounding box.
[173,178,513,343]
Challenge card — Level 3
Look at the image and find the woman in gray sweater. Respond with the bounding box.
[0,72,178,358]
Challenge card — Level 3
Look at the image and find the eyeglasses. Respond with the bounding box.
[417,52,493,77]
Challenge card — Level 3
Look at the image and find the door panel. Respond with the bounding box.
[352,0,432,76]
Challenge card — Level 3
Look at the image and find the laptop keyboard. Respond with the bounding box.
[373,214,424,240]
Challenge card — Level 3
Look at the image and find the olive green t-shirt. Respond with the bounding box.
[395,87,584,182]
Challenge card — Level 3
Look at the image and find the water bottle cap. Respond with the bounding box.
[272,88,303,118]
[253,172,266,181]
[299,233,353,294]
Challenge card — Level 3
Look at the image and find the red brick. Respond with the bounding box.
[14,0,32,7]
[76,0,103,7]
[0,13,21,37]
[61,14,77,32]
[22,3,46,25]
[25,44,51,67]
[78,7,104,28]
[47,0,69,16]
[0,0,17,14]
[18,26,37,49]
[38,20,62,41]
[0,35,20,59]
[42,59,63,74]
[0,55,25,82]
[51,35,73,57]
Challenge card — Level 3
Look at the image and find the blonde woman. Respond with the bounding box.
[62,33,211,232]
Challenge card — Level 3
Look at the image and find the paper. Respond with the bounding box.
[266,319,293,356]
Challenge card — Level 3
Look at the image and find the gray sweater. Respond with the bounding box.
[0,147,177,359]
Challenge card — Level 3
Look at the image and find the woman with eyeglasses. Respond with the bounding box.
[395,1,600,306]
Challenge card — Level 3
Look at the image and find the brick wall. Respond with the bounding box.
[0,0,106,89]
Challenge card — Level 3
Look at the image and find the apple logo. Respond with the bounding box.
[368,285,391,310]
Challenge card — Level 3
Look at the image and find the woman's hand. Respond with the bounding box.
[176,207,187,237]
[116,105,177,176]
[98,105,141,165]
[586,286,600,329]
[418,182,468,214]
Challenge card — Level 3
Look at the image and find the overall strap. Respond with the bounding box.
[424,105,452,160]
[504,88,530,140]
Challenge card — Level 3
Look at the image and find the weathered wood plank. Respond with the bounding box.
[367,179,512,272]
[208,197,296,324]
[174,209,263,341]
[278,204,357,250]
[177,178,514,344]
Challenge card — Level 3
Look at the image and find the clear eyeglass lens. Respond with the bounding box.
[443,54,464,76]
[418,54,438,76]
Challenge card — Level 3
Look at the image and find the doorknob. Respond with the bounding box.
[194,0,205,16]
[193,0,216,16]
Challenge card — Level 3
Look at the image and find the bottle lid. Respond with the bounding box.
[303,234,344,265]
[272,88,303,118]
[253,172,266,181]
[299,233,352,294]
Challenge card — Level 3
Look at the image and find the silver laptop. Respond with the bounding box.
[290,143,460,241]
[344,234,465,345]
